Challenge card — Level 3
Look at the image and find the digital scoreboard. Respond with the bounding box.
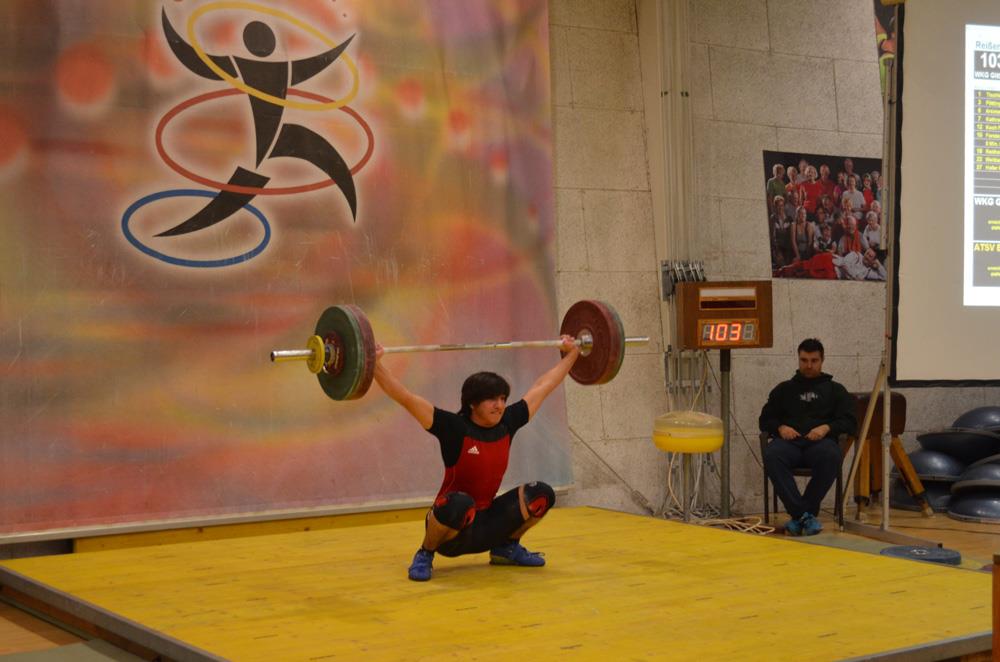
[698,319,758,346]
[674,281,773,350]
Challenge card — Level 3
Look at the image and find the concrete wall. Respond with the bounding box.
[550,0,671,514]
[551,0,1000,517]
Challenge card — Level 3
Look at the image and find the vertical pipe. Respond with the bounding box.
[720,349,731,517]
[881,385,892,530]
[994,553,1000,655]
[682,454,692,522]
[656,0,693,260]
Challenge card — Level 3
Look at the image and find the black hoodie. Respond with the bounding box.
[758,371,857,438]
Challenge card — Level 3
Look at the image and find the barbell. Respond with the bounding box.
[270,299,649,401]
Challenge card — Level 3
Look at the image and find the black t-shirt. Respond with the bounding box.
[427,400,529,509]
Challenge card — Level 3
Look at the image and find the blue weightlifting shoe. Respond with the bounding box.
[801,512,823,536]
[489,540,545,566]
[784,517,803,536]
[408,548,435,581]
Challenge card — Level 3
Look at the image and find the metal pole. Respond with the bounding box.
[880,45,899,531]
[720,348,731,517]
[881,378,891,530]
[682,454,693,522]
[271,335,650,364]
[840,24,900,528]
[385,339,587,353]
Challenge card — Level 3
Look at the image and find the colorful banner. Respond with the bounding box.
[0,0,567,535]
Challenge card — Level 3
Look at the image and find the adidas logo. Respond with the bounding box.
[467,446,480,455]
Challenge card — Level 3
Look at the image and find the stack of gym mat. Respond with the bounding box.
[894,406,1000,523]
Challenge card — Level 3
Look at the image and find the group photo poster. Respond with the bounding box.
[763,150,885,282]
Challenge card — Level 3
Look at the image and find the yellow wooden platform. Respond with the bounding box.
[0,507,992,660]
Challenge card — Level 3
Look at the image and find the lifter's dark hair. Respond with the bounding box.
[459,372,510,416]
[797,337,825,358]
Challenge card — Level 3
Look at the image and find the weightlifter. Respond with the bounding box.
[373,336,580,581]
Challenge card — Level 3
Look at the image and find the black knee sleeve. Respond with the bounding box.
[432,491,476,530]
[523,481,555,518]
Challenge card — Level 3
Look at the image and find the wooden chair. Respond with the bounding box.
[760,432,852,529]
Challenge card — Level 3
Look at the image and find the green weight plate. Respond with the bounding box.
[315,305,369,401]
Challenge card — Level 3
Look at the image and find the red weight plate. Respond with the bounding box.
[560,300,625,385]
[341,304,376,400]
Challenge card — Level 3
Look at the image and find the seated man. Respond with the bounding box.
[759,338,857,535]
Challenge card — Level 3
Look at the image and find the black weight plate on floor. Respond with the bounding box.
[879,545,961,566]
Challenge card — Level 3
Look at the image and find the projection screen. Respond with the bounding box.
[894,0,1000,382]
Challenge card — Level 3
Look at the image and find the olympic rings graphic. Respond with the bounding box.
[186,1,359,111]
[155,88,374,196]
[121,189,271,268]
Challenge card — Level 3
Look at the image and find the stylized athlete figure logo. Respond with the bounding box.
[159,10,357,237]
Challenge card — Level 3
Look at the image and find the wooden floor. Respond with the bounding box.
[0,507,992,661]
[0,601,81,656]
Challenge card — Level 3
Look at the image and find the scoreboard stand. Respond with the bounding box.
[674,281,774,517]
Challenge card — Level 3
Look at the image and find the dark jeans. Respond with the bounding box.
[763,436,841,520]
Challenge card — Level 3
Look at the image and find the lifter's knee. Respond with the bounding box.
[432,492,476,530]
[522,481,555,518]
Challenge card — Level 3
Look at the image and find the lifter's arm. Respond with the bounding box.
[522,336,580,420]
[373,345,434,430]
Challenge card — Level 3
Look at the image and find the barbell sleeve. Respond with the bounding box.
[271,349,315,362]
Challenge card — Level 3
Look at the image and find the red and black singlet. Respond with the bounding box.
[427,400,529,510]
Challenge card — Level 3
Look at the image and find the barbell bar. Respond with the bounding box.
[270,300,649,401]
[272,333,601,362]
